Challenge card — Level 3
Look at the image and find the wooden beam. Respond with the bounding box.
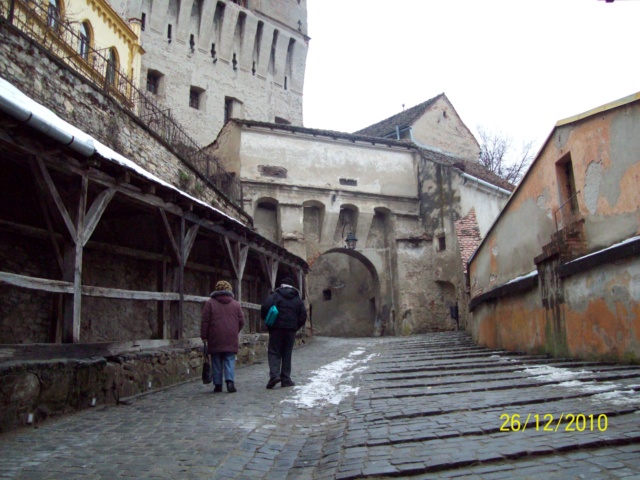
[116,171,130,185]
[224,238,249,302]
[35,158,77,242]
[28,150,307,273]
[159,208,182,264]
[81,188,116,247]
[0,271,220,303]
[0,271,73,293]
[183,223,200,263]
[62,175,88,343]
[30,158,65,272]
[260,253,279,291]
[82,285,180,301]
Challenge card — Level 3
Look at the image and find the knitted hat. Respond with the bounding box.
[215,280,233,292]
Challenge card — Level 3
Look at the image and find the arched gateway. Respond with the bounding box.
[307,248,382,337]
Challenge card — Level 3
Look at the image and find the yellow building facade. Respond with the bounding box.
[2,0,144,95]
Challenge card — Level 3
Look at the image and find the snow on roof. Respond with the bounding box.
[563,235,640,266]
[0,76,243,227]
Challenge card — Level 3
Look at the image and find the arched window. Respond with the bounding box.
[254,199,279,244]
[252,21,263,75]
[267,30,278,78]
[232,12,246,69]
[284,38,295,90]
[79,21,92,61]
[106,48,119,85]
[47,0,61,29]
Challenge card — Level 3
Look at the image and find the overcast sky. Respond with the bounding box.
[302,0,640,158]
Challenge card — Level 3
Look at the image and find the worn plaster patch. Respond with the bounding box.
[605,110,640,207]
[536,187,552,219]
[584,161,603,214]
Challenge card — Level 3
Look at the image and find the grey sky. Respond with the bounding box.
[303,0,640,158]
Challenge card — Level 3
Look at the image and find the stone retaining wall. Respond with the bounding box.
[0,333,310,433]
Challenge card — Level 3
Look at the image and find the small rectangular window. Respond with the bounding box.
[224,97,232,123]
[141,12,146,31]
[146,71,162,94]
[438,235,446,251]
[224,97,243,123]
[339,178,357,186]
[323,289,332,301]
[189,88,201,109]
[167,24,172,42]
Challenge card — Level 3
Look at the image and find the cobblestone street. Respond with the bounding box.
[1,332,640,479]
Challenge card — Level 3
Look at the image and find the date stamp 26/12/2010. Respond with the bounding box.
[500,413,608,432]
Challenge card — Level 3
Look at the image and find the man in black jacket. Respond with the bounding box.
[261,276,307,389]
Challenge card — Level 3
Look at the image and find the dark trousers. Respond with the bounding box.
[268,329,297,383]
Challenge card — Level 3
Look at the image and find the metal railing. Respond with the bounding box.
[553,191,581,233]
[1,0,243,207]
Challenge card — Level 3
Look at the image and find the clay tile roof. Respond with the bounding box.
[353,94,444,138]
[416,147,515,192]
[455,208,482,275]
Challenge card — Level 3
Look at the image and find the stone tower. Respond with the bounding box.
[116,0,308,146]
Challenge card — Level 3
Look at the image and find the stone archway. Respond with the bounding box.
[308,248,381,337]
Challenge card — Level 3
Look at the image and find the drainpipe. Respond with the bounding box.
[0,89,96,157]
[460,172,511,196]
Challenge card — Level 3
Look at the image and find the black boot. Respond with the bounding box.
[213,384,222,393]
[226,381,237,393]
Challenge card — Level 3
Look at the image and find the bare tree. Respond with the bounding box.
[477,126,535,185]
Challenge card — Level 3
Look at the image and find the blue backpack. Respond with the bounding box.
[264,304,278,327]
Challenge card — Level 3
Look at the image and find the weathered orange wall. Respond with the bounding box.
[472,258,640,363]
[472,289,549,355]
[469,95,640,364]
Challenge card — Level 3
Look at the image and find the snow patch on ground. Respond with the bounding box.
[524,365,591,382]
[525,365,640,407]
[284,349,377,409]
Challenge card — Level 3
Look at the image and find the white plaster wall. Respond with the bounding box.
[470,100,640,294]
[457,177,510,237]
[239,130,418,197]
[252,0,308,37]
[122,0,307,146]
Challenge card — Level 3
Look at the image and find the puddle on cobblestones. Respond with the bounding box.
[282,350,378,409]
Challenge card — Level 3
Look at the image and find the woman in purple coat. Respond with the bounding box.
[201,280,245,393]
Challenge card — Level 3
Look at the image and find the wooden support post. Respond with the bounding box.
[260,253,279,293]
[297,268,305,299]
[32,159,115,343]
[61,176,87,343]
[224,237,248,302]
[160,210,199,340]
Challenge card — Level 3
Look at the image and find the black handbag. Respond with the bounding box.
[202,346,212,384]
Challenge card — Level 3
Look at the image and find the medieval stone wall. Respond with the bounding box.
[0,235,56,344]
[0,24,244,221]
